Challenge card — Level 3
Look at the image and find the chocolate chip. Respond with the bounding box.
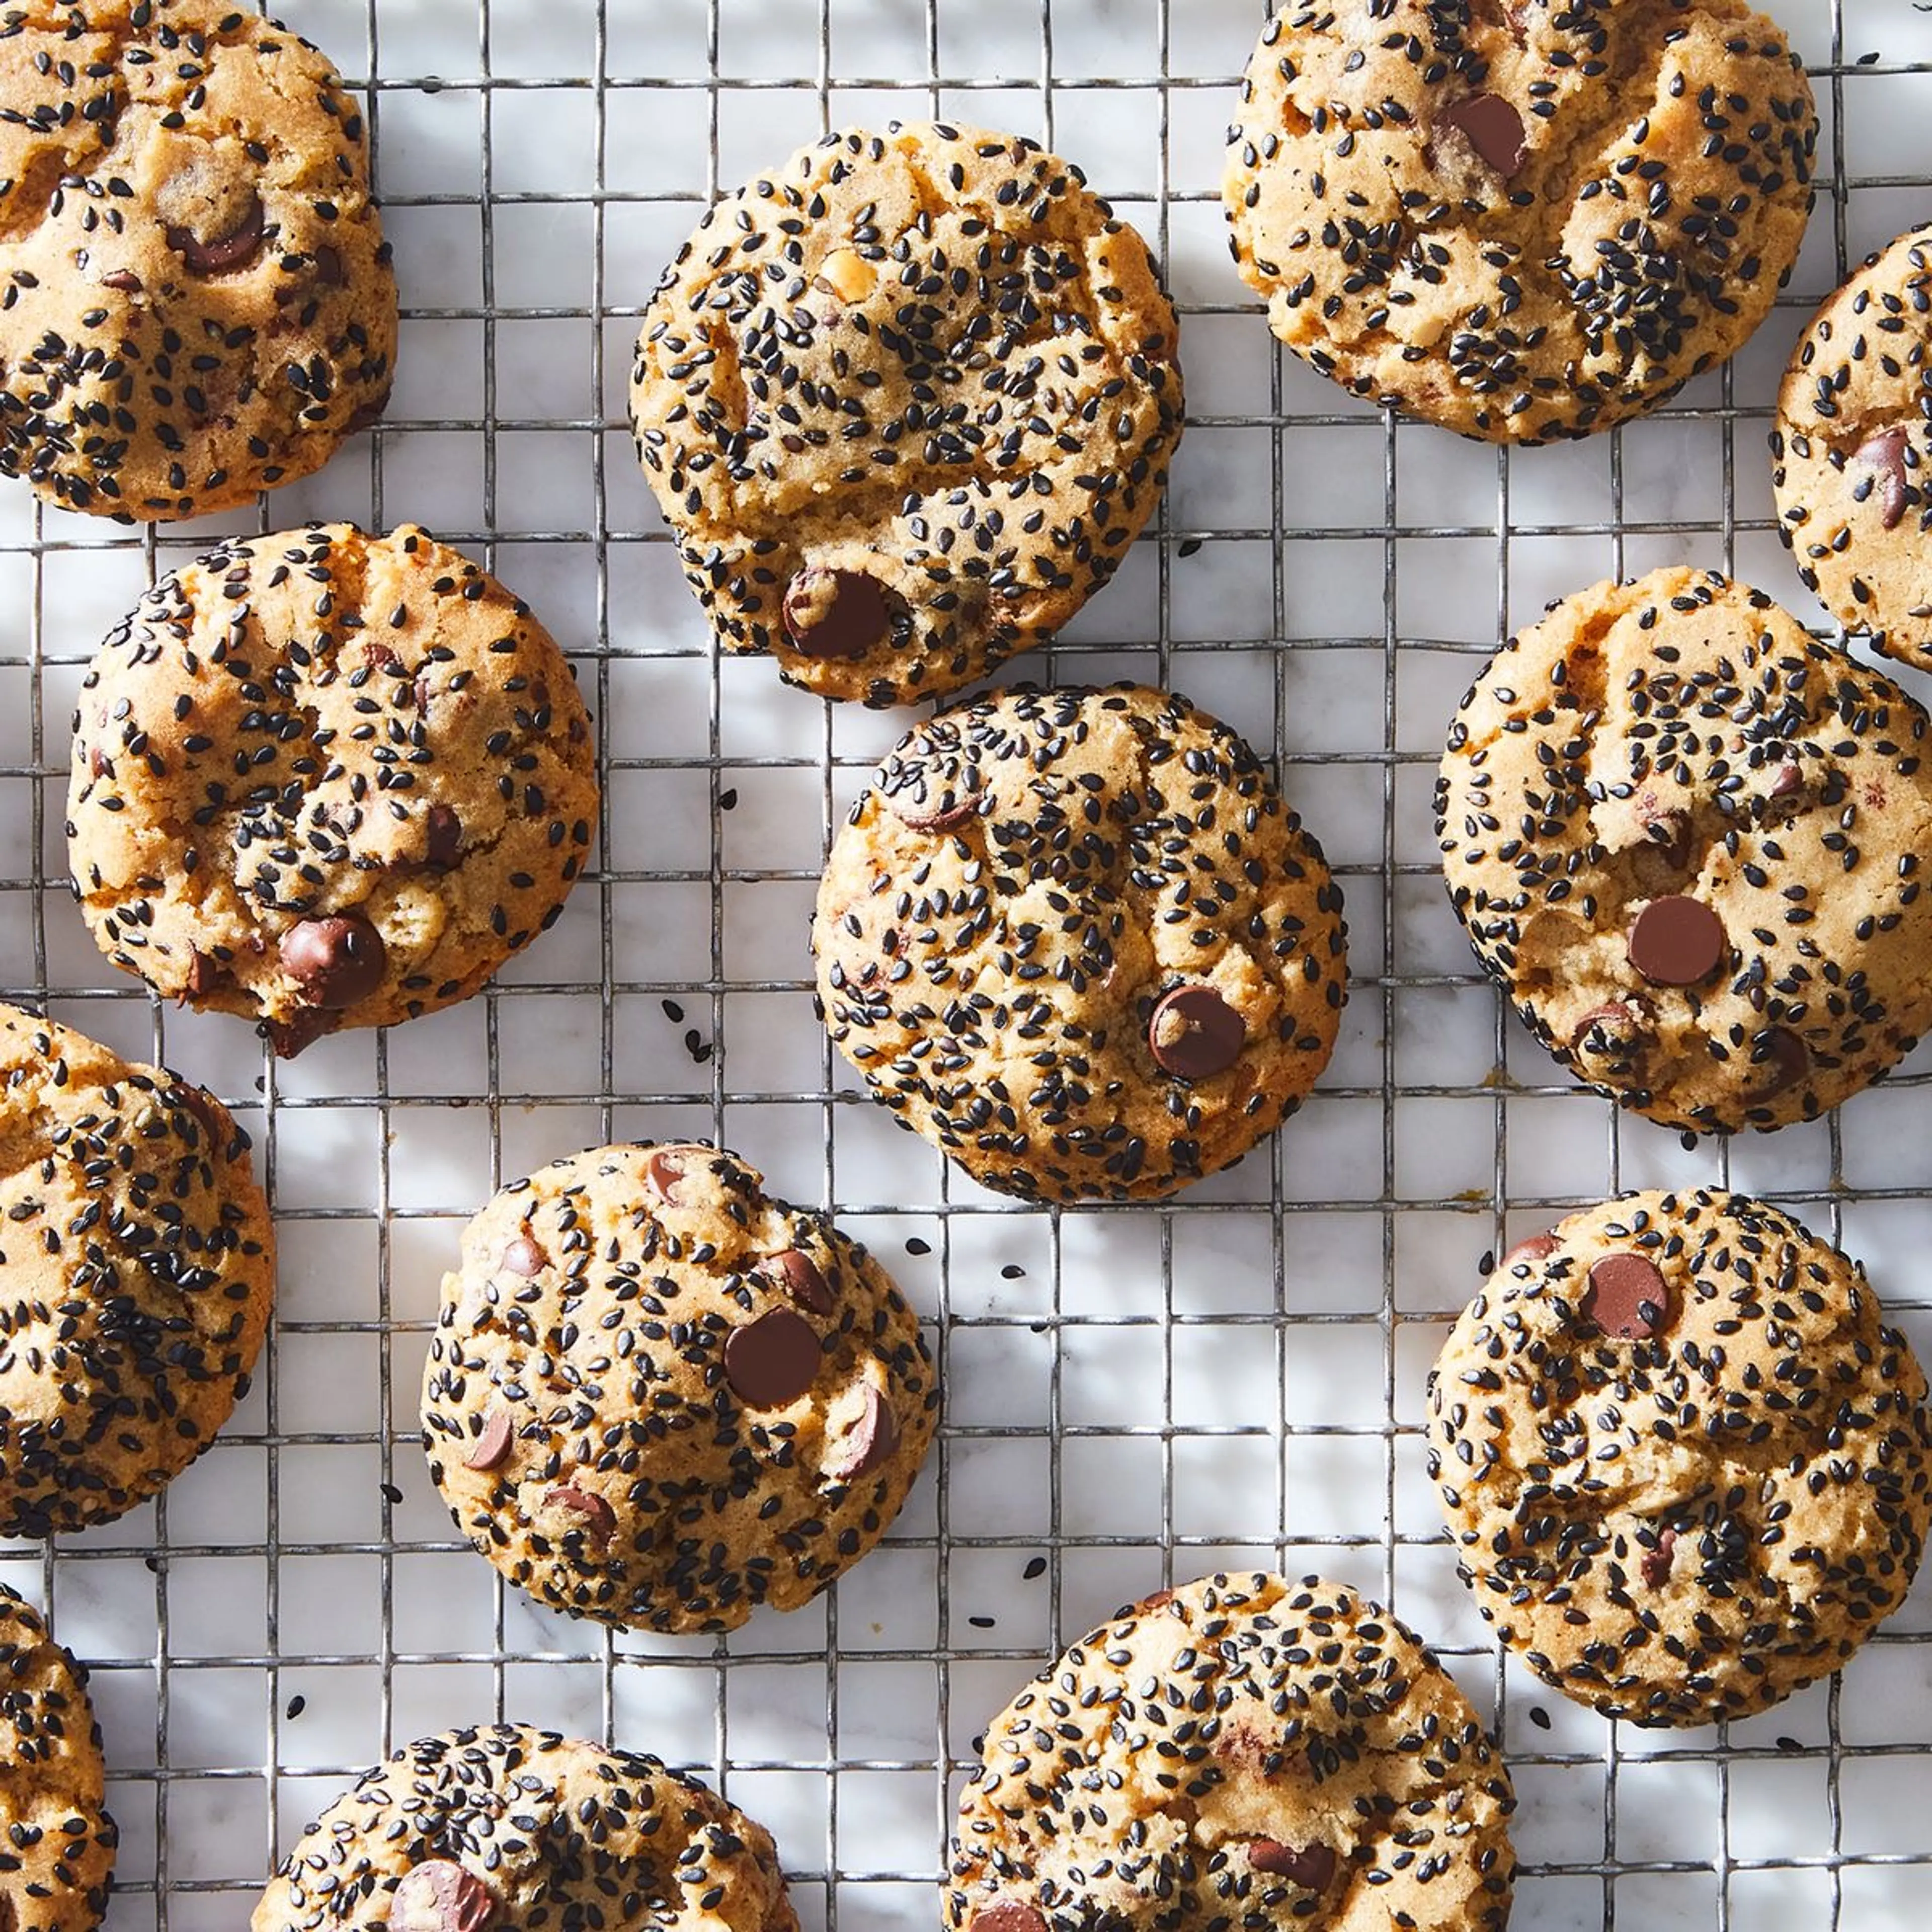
[757,1247,835,1315]
[1438,93,1528,176]
[1856,426,1912,531]
[1247,1841,1336,1889]
[1501,1232,1558,1270]
[968,1906,1047,1932]
[1640,1526,1677,1590]
[314,243,345,287]
[1769,762,1803,799]
[1571,1000,1644,1050]
[425,803,461,869]
[462,1408,514,1473]
[645,1146,698,1203]
[1626,895,1726,988]
[185,947,219,998]
[413,668,433,714]
[1147,985,1245,1080]
[888,780,981,833]
[1583,1253,1674,1340]
[167,190,266,275]
[88,744,111,778]
[825,1386,898,1482]
[175,1082,227,1157]
[264,1009,333,1059]
[502,1235,546,1277]
[540,1485,615,1547]
[280,913,386,1008]
[100,269,142,293]
[782,566,891,660]
[389,1862,495,1932]
[723,1308,821,1408]
[1750,1025,1809,1098]
[1137,1588,1175,1612]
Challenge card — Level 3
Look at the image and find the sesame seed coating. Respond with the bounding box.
[0,1585,116,1932]
[0,1000,272,1540]
[812,684,1348,1203]
[1773,221,1932,670]
[65,522,599,1057]
[629,122,1183,706]
[0,0,396,521]
[252,1723,797,1932]
[945,1572,1516,1932]
[1435,566,1932,1131]
[421,1142,938,1636]
[1223,0,1815,443]
[1427,1190,1932,1727]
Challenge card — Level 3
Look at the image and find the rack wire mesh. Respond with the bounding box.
[2,0,1930,1927]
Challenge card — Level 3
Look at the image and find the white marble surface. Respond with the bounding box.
[4,2,1931,1928]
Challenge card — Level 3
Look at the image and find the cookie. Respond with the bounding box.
[67,523,599,1058]
[0,0,396,522]
[629,121,1182,705]
[1435,566,1932,1132]
[813,684,1347,1203]
[1428,1190,1932,1726]
[1773,221,1932,669]
[253,1722,796,1932]
[0,1001,273,1540]
[421,1142,937,1635]
[1224,0,1815,443]
[945,1572,1516,1932]
[0,1586,117,1932]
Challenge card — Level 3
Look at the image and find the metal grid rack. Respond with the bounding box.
[2,1,1930,1928]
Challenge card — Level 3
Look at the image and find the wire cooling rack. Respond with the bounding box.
[3,1,1931,1928]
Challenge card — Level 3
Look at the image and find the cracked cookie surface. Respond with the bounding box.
[0,1585,117,1932]
[1428,1190,1932,1726]
[422,1142,937,1635]
[629,121,1182,705]
[1435,567,1932,1131]
[0,0,396,521]
[945,1571,1516,1932]
[812,684,1348,1203]
[254,1722,797,1932]
[1224,0,1815,443]
[1773,221,1932,671]
[66,523,598,1057]
[0,1001,273,1541]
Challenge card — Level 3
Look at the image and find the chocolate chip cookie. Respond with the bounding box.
[253,1723,797,1932]
[1428,1190,1932,1726]
[1225,0,1815,443]
[946,1572,1516,1932]
[629,121,1182,704]
[0,1001,273,1540]
[1435,566,1932,1132]
[1,1584,118,1932]
[421,1142,937,1635]
[813,684,1347,1202]
[1773,221,1932,670]
[66,523,598,1057]
[0,0,396,522]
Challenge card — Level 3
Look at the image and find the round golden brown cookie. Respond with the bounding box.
[1773,221,1932,669]
[66,523,598,1058]
[1435,566,1932,1132]
[813,684,1347,1202]
[0,1585,117,1931]
[253,1723,797,1932]
[1428,1190,1932,1727]
[0,1002,273,1540]
[1224,0,1815,443]
[946,1572,1516,1932]
[0,0,396,522]
[629,121,1182,705]
[422,1142,937,1635]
